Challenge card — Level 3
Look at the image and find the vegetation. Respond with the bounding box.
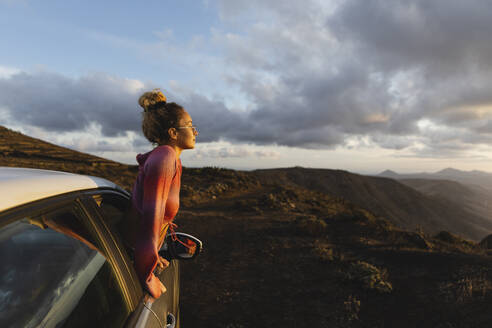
[2,125,492,327]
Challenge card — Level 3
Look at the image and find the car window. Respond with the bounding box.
[88,193,145,304]
[92,193,132,254]
[0,204,129,328]
[92,193,179,325]
[92,193,128,227]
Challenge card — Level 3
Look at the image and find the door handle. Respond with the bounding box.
[166,313,176,328]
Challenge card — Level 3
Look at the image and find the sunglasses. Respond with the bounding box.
[175,125,198,133]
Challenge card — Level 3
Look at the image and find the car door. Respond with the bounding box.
[83,190,180,328]
[0,195,133,328]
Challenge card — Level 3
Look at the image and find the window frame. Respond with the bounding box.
[0,187,178,327]
[81,190,181,328]
[0,187,138,312]
[78,190,144,306]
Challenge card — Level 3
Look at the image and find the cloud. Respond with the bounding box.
[208,0,492,155]
[0,66,20,78]
[58,136,133,153]
[211,1,418,143]
[190,143,280,159]
[330,0,492,74]
[4,0,492,158]
[0,71,146,136]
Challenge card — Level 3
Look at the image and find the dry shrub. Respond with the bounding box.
[313,240,335,261]
[342,295,361,324]
[438,268,492,304]
[345,261,393,294]
[296,216,327,236]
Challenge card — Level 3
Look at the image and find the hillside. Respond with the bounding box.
[2,125,492,327]
[379,168,492,191]
[254,167,492,241]
[400,178,492,223]
[0,126,138,189]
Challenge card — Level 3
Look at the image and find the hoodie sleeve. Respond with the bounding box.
[134,147,176,299]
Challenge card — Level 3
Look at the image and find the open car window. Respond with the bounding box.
[91,193,129,249]
[0,202,130,328]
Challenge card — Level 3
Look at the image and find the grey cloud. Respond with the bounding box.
[211,0,492,153]
[5,0,492,156]
[132,135,151,149]
[328,0,492,117]
[329,0,492,73]
[191,145,280,159]
[399,126,492,158]
[179,93,249,143]
[0,70,266,147]
[475,121,492,135]
[184,87,345,147]
[370,134,416,150]
[402,146,471,159]
[0,71,145,136]
[212,1,420,147]
[61,138,134,153]
[254,150,279,158]
[402,134,492,159]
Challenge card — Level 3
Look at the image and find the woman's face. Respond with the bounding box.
[175,110,198,150]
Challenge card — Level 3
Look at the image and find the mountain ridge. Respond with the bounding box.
[254,167,492,240]
[379,167,492,190]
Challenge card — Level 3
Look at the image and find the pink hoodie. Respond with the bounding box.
[131,145,182,298]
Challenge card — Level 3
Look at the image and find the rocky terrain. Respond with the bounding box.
[2,125,492,328]
[253,167,492,241]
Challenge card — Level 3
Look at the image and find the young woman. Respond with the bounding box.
[128,89,197,298]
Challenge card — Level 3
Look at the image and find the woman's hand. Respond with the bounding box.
[159,281,167,294]
[154,256,170,295]
[186,241,197,255]
[157,256,169,269]
[154,256,170,275]
[152,257,169,296]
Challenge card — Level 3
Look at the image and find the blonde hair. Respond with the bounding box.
[138,88,167,112]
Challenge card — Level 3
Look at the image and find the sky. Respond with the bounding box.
[2,0,492,174]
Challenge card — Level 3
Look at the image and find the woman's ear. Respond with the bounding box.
[168,127,178,140]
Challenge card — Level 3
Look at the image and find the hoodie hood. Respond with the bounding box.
[136,150,152,166]
[136,145,175,167]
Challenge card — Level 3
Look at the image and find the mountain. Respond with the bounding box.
[379,169,399,177]
[437,167,464,175]
[254,167,492,240]
[400,178,492,222]
[379,168,492,235]
[0,126,138,189]
[379,167,492,191]
[3,125,492,327]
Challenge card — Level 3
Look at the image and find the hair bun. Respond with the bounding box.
[138,88,167,111]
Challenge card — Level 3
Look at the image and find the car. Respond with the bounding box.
[0,166,202,328]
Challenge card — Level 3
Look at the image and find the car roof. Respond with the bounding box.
[0,167,126,213]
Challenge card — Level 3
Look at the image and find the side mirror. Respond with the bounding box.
[160,232,203,260]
